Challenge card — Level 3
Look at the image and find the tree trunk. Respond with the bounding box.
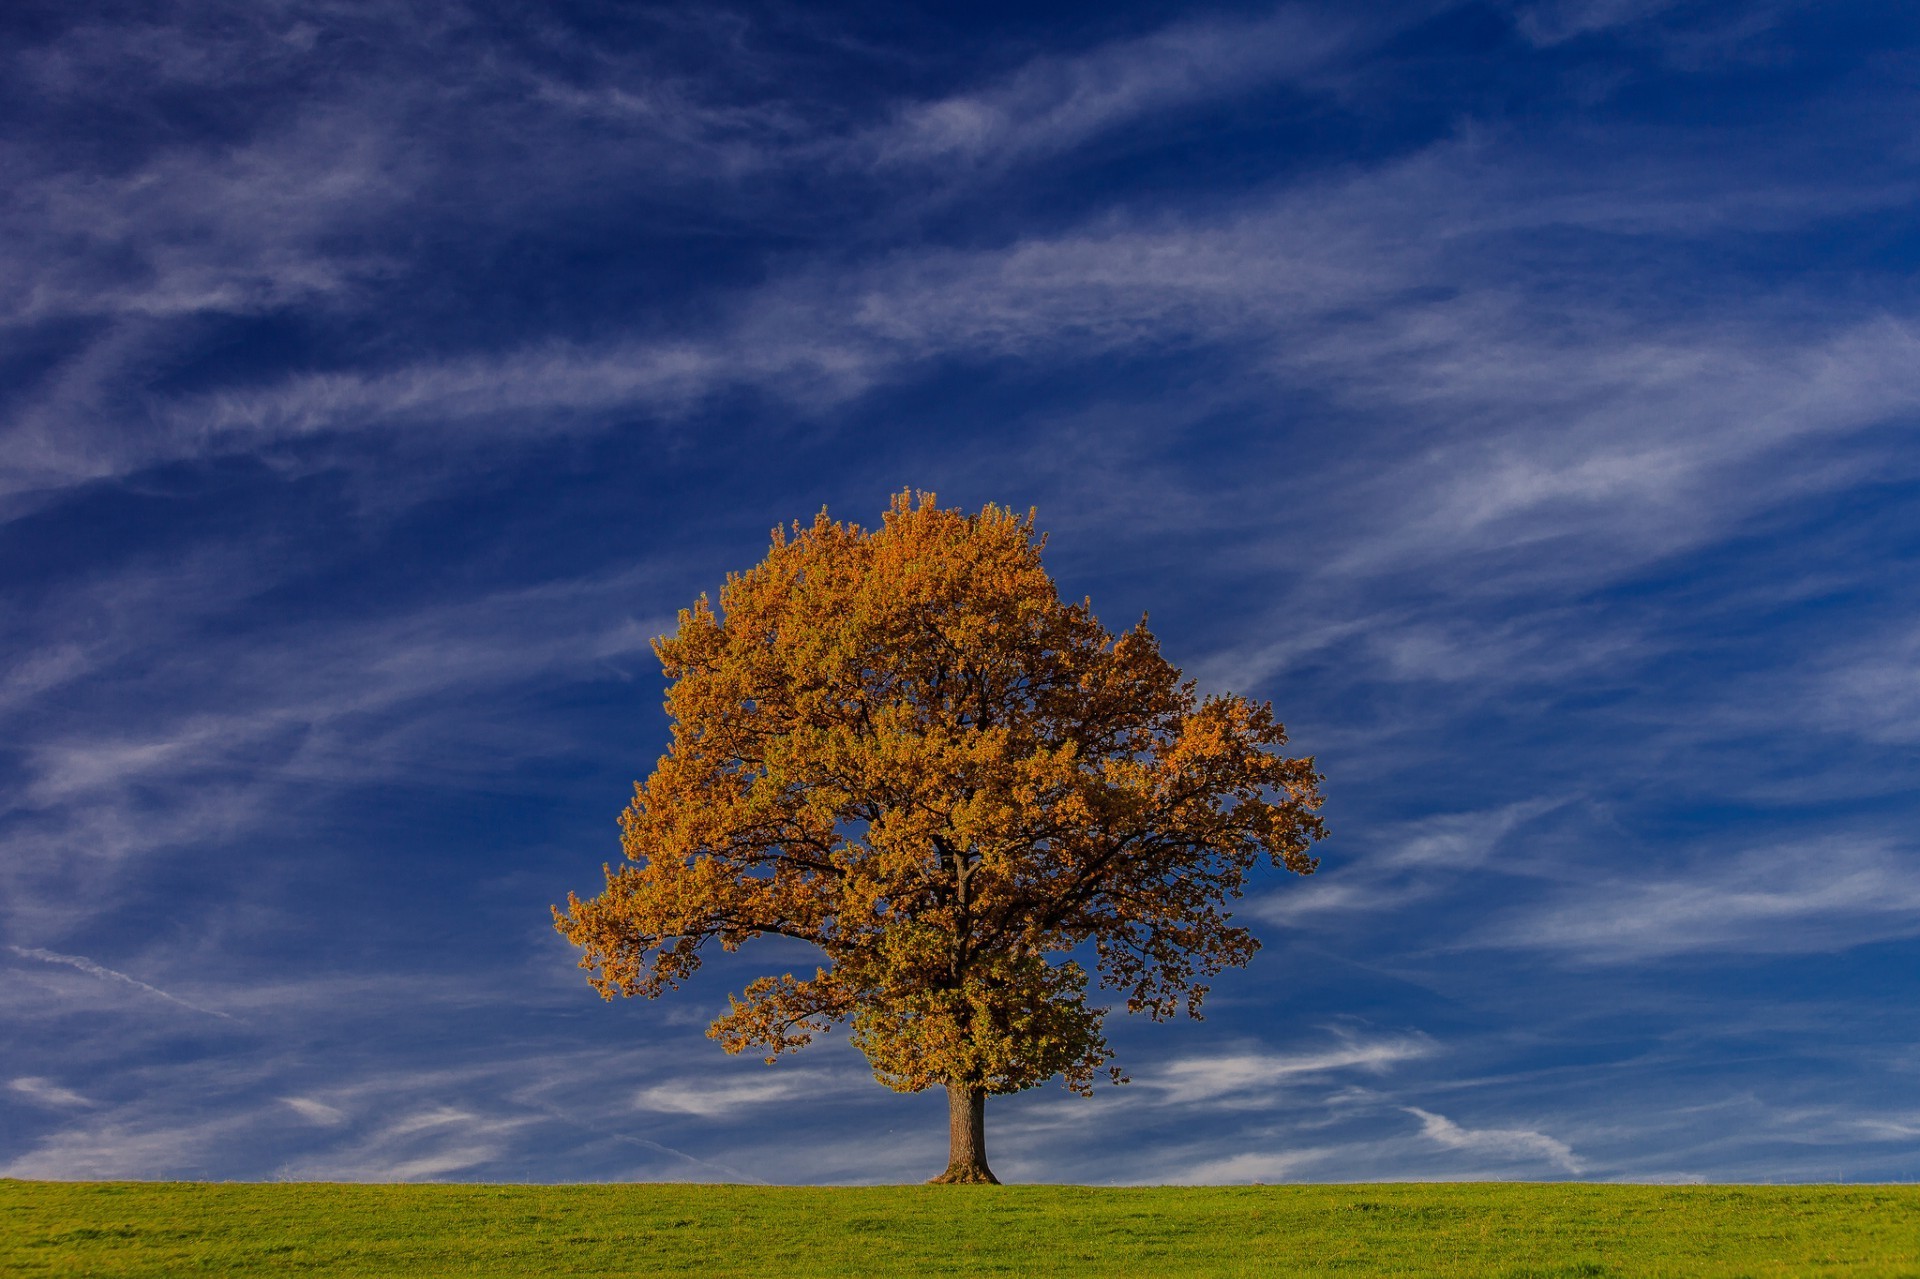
[928,1082,999,1184]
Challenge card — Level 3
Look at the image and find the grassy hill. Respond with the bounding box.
[3,1180,1916,1277]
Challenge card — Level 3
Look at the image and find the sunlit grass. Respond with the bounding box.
[3,1180,1916,1277]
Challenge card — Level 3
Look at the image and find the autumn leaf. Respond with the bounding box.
[555,490,1325,1183]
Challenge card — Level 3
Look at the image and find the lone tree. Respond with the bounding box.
[555,492,1324,1183]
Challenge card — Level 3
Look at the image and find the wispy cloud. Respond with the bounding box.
[282,1096,347,1126]
[1471,838,1920,962]
[1507,0,1689,45]
[850,6,1374,174]
[0,559,671,938]
[1158,1145,1351,1185]
[9,1077,94,1109]
[8,946,239,1021]
[1252,799,1571,924]
[1505,0,1800,66]
[1,1030,867,1183]
[1405,1106,1584,1173]
[634,1069,858,1118]
[9,13,1912,514]
[1807,627,1920,745]
[1149,1034,1434,1105]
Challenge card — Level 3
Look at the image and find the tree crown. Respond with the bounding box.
[555,491,1324,1096]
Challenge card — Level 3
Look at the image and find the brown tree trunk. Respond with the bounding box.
[928,1082,999,1184]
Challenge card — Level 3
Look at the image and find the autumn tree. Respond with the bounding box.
[554,492,1324,1183]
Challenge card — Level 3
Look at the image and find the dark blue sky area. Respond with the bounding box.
[3,0,1918,1184]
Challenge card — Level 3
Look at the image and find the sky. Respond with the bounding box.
[2,0,1917,1186]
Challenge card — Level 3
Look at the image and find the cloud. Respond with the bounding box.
[269,146,1919,413]
[1808,627,1920,745]
[8,16,1912,517]
[1150,1035,1433,1105]
[282,1096,347,1126]
[7,946,239,1021]
[1,1112,263,1181]
[0,558,671,938]
[1509,0,1688,45]
[1846,1115,1920,1141]
[1505,0,1800,68]
[1252,799,1571,925]
[0,2,450,337]
[851,6,1372,173]
[1376,801,1570,871]
[1405,1106,1584,1172]
[1472,838,1920,962]
[9,1077,94,1109]
[633,1069,855,1117]
[0,1030,860,1182]
[1160,1146,1348,1184]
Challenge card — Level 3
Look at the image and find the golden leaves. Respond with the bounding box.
[553,491,1326,1097]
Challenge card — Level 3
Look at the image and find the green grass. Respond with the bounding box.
[2,1181,1916,1277]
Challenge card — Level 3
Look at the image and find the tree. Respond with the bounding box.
[554,492,1325,1183]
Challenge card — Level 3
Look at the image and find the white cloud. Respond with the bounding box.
[1150,1035,1433,1105]
[10,1077,94,1109]
[1379,800,1567,871]
[854,6,1369,173]
[1506,0,1799,67]
[384,1106,480,1136]
[0,1096,280,1181]
[1809,628,1920,745]
[8,56,1912,519]
[1473,839,1920,962]
[1509,0,1686,45]
[7,946,238,1021]
[1252,799,1569,924]
[363,1148,502,1180]
[0,1041,828,1182]
[282,1096,347,1126]
[1845,1115,1920,1141]
[1405,1106,1584,1172]
[634,1069,853,1118]
[1159,1146,1345,1184]
[0,561,671,934]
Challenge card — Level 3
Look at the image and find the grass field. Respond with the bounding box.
[3,1181,1916,1277]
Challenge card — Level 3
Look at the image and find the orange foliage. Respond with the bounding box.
[555,491,1324,1101]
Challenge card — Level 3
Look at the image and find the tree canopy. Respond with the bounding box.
[555,492,1325,1182]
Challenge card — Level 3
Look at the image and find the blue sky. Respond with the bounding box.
[3,0,1917,1185]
